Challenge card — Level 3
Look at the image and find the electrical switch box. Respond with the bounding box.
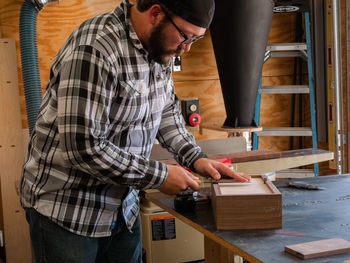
[180,98,201,127]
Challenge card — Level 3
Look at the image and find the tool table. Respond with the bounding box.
[146,175,350,262]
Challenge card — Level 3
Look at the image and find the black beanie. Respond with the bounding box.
[158,0,215,28]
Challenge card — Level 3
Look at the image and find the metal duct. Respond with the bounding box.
[210,0,274,128]
[30,0,49,11]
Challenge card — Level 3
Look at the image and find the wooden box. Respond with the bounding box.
[211,175,282,230]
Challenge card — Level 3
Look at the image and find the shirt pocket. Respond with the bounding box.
[113,80,149,125]
[119,80,149,97]
[152,78,172,114]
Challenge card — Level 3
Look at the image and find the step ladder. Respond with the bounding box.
[253,1,319,177]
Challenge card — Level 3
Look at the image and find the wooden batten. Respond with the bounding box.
[0,39,32,263]
[211,175,282,230]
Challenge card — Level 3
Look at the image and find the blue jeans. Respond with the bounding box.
[25,208,142,263]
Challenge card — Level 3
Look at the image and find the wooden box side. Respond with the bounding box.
[211,176,282,230]
[211,183,218,225]
[265,178,281,195]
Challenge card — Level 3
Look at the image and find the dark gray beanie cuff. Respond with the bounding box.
[159,0,215,28]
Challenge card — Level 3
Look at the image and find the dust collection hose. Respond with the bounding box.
[19,0,43,134]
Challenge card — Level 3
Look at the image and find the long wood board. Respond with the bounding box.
[233,148,334,175]
[158,148,333,176]
[208,150,281,163]
[0,39,32,263]
[160,150,282,166]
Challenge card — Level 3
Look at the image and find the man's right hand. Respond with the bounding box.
[159,165,200,195]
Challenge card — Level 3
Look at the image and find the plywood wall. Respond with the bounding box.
[0,1,347,159]
[0,0,298,141]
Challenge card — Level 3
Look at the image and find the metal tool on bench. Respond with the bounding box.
[286,181,325,190]
[174,189,210,212]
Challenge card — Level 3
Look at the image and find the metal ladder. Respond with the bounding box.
[253,2,319,177]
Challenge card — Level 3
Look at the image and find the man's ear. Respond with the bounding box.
[148,4,163,26]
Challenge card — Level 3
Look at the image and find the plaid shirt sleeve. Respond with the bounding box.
[57,45,167,190]
[156,78,206,169]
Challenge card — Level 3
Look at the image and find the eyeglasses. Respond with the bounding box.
[162,10,204,46]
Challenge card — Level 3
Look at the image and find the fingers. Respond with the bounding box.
[190,174,201,185]
[216,163,251,182]
[187,175,200,191]
[194,158,249,182]
[160,165,200,195]
[204,164,221,180]
[232,171,251,182]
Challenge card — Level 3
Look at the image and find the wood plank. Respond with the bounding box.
[156,148,332,176]
[233,149,334,175]
[159,150,281,166]
[202,126,262,133]
[285,238,350,259]
[0,39,32,262]
[208,150,281,163]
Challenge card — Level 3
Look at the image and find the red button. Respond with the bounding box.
[189,113,201,126]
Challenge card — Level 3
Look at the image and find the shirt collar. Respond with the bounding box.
[115,0,147,54]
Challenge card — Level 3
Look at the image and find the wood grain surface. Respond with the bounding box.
[0,38,32,263]
[207,150,282,163]
[285,238,350,259]
[218,178,273,195]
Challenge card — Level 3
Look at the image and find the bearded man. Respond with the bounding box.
[20,0,250,262]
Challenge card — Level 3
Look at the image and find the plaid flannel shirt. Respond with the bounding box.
[20,0,205,237]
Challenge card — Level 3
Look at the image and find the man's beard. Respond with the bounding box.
[148,19,184,65]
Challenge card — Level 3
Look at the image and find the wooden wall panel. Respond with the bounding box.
[173,31,219,82]
[36,0,122,90]
[175,80,225,129]
[1,1,347,169]
[174,79,228,140]
[268,13,297,43]
[0,0,122,128]
[1,1,300,135]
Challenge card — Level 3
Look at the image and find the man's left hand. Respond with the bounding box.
[193,158,251,182]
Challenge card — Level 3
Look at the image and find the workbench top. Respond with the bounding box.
[146,175,350,263]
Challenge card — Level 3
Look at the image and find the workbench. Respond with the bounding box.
[146,175,350,263]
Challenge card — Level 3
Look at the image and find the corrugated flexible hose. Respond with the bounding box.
[19,0,42,134]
